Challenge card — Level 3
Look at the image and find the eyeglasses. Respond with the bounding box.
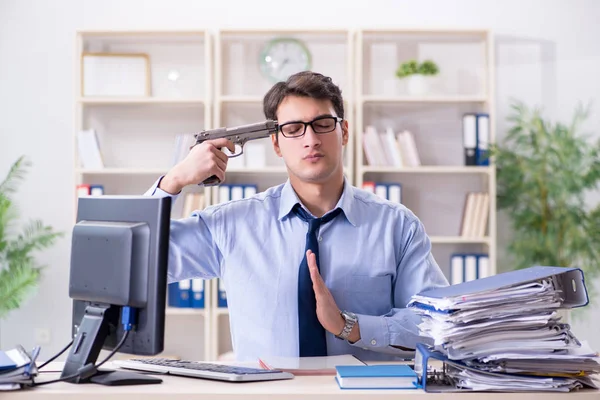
[278,116,343,138]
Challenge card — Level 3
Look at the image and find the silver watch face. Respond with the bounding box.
[343,311,358,322]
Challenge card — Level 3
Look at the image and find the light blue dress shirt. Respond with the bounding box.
[146,177,448,361]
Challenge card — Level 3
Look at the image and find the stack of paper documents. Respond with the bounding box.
[408,266,600,392]
[0,345,40,391]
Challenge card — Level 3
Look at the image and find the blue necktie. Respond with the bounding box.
[293,204,342,356]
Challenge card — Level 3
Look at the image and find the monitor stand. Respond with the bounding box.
[60,303,162,386]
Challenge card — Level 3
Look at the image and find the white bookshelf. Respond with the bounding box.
[73,28,497,363]
[208,28,356,360]
[355,29,497,280]
[74,30,213,362]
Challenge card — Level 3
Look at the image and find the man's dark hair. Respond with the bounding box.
[263,71,345,123]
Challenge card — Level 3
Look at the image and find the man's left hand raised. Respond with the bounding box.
[307,250,360,342]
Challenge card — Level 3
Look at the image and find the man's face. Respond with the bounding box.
[271,95,348,184]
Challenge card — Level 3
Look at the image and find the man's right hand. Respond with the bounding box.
[159,138,236,194]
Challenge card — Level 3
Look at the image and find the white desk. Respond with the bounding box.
[3,362,598,399]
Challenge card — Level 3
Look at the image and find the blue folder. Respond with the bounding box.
[336,364,418,389]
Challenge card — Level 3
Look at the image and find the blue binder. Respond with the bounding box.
[417,266,589,309]
[190,279,205,308]
[217,278,228,308]
[475,113,490,166]
[167,279,192,308]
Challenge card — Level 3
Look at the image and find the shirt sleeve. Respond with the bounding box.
[349,215,448,356]
[145,176,224,283]
[144,176,180,197]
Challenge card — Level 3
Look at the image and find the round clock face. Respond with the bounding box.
[260,38,312,82]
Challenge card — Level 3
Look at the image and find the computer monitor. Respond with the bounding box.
[60,195,171,386]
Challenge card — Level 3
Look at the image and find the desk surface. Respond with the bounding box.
[4,362,599,399]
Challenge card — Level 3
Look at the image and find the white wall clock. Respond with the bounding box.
[259,37,312,83]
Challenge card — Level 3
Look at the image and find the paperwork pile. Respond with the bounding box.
[408,266,600,392]
[0,345,39,391]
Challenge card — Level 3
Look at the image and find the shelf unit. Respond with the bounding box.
[355,29,496,279]
[74,30,213,362]
[73,28,497,362]
[209,28,356,360]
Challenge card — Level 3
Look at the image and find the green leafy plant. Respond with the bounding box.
[491,99,600,283]
[0,156,62,319]
[395,59,439,78]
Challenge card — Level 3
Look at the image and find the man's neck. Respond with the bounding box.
[290,173,345,218]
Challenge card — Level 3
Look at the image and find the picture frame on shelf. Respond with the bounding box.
[81,52,151,97]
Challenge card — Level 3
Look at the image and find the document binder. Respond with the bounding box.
[408,266,598,392]
[414,343,597,392]
[415,266,588,309]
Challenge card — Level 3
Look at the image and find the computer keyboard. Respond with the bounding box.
[114,358,295,382]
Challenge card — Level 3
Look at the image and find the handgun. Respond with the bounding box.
[192,119,279,186]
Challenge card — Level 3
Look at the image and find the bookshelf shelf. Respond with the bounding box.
[76,168,169,175]
[166,307,206,316]
[214,308,229,316]
[360,95,488,103]
[78,97,205,105]
[218,95,263,103]
[361,166,492,174]
[430,236,490,244]
[226,167,288,174]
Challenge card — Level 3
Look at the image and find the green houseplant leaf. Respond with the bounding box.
[395,59,440,79]
[491,100,600,285]
[0,156,62,319]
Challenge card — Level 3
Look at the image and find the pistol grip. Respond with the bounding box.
[201,175,221,186]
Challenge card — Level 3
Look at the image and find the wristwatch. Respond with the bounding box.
[336,310,358,340]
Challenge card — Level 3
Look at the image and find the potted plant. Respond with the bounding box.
[0,156,62,319]
[395,59,439,95]
[491,100,600,306]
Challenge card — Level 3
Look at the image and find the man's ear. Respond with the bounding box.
[271,134,282,157]
[341,119,349,146]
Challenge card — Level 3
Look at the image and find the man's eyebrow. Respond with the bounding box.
[281,114,334,124]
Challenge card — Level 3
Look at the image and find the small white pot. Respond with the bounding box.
[406,75,428,96]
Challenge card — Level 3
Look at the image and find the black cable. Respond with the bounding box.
[32,307,136,387]
[95,330,130,370]
[32,331,130,386]
[37,339,74,370]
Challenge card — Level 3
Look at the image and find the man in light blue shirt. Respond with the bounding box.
[146,71,448,361]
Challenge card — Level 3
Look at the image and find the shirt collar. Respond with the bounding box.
[278,176,357,226]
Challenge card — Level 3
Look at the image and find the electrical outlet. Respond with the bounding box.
[35,328,51,344]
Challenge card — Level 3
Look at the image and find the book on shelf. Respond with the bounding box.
[171,133,196,166]
[462,113,489,166]
[181,192,206,218]
[450,253,490,285]
[167,279,205,309]
[362,126,420,167]
[76,184,104,196]
[362,181,402,203]
[217,183,258,204]
[77,129,104,169]
[459,192,489,237]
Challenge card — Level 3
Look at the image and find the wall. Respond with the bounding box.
[1,0,599,358]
